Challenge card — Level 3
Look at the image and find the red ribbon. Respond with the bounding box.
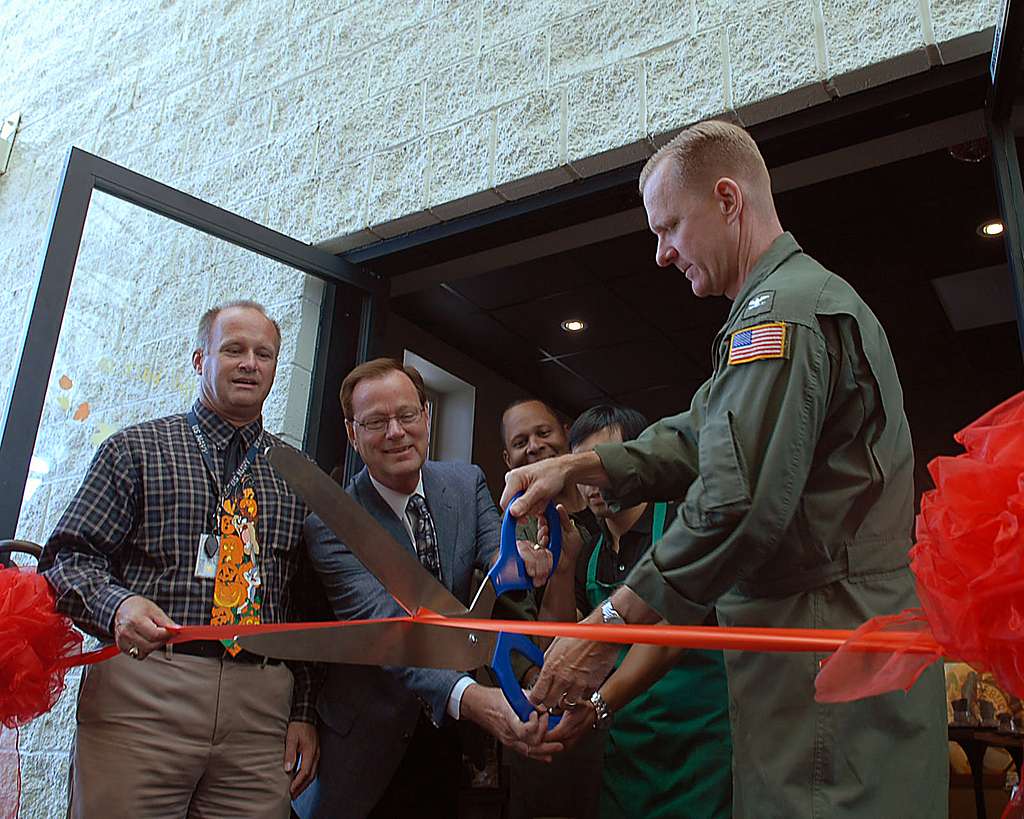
[59,614,943,668]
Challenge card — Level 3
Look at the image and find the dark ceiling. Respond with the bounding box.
[382,60,1023,498]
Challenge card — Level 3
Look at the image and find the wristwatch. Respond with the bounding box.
[600,599,625,625]
[590,690,613,729]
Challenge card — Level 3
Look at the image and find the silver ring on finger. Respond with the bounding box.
[128,644,140,659]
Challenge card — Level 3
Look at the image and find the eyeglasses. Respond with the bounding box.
[351,407,424,433]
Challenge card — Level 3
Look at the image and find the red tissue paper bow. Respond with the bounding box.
[914,389,1024,698]
[0,568,86,819]
[816,390,1024,705]
[0,569,83,728]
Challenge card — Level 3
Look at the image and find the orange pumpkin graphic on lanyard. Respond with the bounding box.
[213,562,247,610]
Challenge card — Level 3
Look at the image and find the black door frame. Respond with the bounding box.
[987,0,1024,358]
[0,146,385,538]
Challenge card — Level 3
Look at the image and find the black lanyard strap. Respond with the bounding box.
[186,409,262,500]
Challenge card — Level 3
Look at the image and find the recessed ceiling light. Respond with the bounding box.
[561,319,586,333]
[978,220,1005,237]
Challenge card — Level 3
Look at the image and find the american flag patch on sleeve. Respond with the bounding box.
[728,322,788,365]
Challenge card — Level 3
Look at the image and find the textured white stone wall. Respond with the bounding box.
[0,0,999,815]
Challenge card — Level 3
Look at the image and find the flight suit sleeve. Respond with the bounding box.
[594,379,710,508]
[624,320,830,625]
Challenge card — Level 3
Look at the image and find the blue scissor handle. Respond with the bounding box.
[491,631,560,727]
[489,492,562,596]
[487,492,563,726]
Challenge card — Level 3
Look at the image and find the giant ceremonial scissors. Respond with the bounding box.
[238,447,562,724]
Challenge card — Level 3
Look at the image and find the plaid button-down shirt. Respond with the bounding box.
[39,400,320,722]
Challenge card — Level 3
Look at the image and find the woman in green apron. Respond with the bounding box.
[585,501,733,819]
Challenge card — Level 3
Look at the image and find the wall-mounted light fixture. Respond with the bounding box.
[561,318,586,333]
[978,219,1005,238]
[0,112,20,176]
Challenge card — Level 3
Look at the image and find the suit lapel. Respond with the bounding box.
[350,468,415,553]
[422,462,459,590]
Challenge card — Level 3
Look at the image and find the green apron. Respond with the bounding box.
[586,503,733,819]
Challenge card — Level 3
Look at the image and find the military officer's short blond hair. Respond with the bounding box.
[639,120,772,201]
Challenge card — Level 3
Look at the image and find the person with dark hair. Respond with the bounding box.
[39,301,320,818]
[566,404,650,452]
[501,398,571,468]
[306,358,559,818]
[498,397,600,640]
[497,397,605,819]
[549,405,732,819]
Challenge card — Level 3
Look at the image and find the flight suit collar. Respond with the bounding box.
[726,231,802,326]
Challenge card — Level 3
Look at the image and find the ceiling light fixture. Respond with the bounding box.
[978,220,1005,238]
[561,319,586,333]
[948,139,989,163]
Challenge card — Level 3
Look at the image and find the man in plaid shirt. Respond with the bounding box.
[39,300,321,819]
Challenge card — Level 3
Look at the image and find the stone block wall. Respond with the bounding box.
[0,0,998,815]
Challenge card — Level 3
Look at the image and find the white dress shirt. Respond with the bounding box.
[368,472,475,719]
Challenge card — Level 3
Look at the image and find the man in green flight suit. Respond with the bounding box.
[501,120,949,818]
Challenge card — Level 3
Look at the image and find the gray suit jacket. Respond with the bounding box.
[305,460,500,817]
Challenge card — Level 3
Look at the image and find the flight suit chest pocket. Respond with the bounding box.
[698,412,750,510]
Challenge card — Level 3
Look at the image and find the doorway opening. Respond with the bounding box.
[323,54,1019,501]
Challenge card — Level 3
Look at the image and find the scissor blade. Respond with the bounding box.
[237,621,493,669]
[468,577,497,618]
[267,447,468,616]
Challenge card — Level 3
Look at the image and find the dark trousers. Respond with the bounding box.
[368,714,462,819]
[506,728,605,819]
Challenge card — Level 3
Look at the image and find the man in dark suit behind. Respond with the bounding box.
[305,358,560,819]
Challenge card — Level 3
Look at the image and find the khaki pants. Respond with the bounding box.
[71,650,294,819]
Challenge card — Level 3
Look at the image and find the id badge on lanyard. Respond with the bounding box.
[187,410,261,579]
[194,532,221,579]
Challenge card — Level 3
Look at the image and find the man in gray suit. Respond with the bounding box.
[305,358,561,819]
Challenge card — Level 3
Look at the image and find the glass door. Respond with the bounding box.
[0,147,381,545]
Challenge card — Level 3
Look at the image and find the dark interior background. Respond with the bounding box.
[363,58,1023,501]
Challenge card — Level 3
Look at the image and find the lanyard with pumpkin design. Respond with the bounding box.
[212,485,263,655]
[186,410,264,655]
